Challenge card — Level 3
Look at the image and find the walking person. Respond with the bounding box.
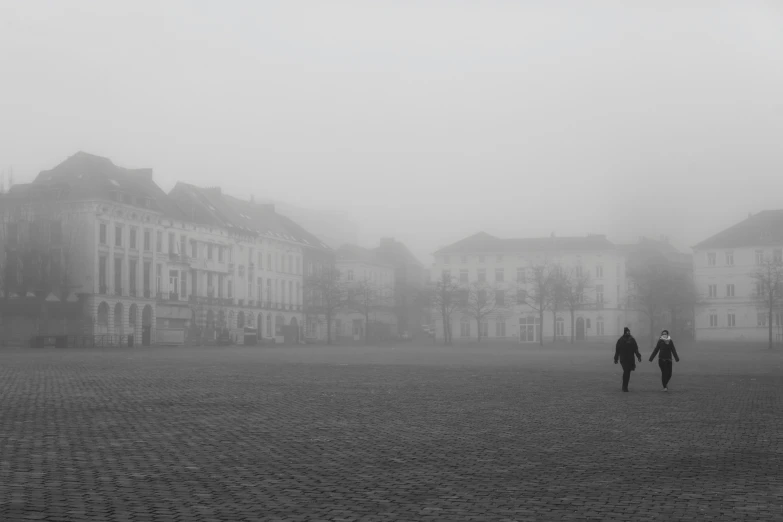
[615,327,642,392]
[649,329,680,392]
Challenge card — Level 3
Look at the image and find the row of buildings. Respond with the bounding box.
[429,211,783,345]
[0,152,425,345]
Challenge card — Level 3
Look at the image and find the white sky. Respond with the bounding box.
[2,1,783,264]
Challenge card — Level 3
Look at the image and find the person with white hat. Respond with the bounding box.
[649,329,680,392]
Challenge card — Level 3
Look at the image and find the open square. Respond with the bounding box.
[1,342,781,521]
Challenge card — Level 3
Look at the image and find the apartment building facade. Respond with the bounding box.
[692,210,783,342]
[432,232,635,343]
[1,152,320,345]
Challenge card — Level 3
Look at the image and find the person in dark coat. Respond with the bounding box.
[614,327,641,392]
[649,329,680,391]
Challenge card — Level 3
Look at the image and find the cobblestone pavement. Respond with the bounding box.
[0,342,781,521]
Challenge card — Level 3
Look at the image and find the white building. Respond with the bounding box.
[0,152,320,345]
[692,210,783,342]
[432,232,636,343]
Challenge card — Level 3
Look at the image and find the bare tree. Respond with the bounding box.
[430,272,461,345]
[628,262,674,345]
[350,279,394,343]
[548,264,569,342]
[523,264,552,346]
[751,256,783,349]
[562,267,592,344]
[461,281,498,343]
[304,265,352,345]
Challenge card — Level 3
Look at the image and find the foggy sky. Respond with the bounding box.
[3,1,783,265]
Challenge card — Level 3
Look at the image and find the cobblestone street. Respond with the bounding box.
[1,342,781,521]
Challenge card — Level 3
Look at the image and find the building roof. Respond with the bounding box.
[692,210,783,250]
[13,151,186,219]
[373,237,423,268]
[434,231,615,255]
[168,182,330,248]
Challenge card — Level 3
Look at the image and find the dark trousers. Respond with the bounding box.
[621,362,634,390]
[659,359,673,388]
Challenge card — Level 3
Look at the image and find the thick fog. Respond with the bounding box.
[2,1,783,262]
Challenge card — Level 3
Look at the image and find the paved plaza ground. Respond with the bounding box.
[0,340,781,521]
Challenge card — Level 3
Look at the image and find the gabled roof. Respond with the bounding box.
[15,151,185,219]
[374,238,423,267]
[693,210,783,250]
[434,232,615,255]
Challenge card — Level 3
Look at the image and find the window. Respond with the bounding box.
[516,267,525,283]
[114,258,122,294]
[208,244,214,260]
[266,279,272,301]
[596,284,604,303]
[725,252,734,266]
[459,269,468,284]
[586,318,591,329]
[258,252,263,269]
[192,271,198,297]
[477,268,486,283]
[166,232,174,254]
[726,284,735,297]
[228,280,233,298]
[495,268,504,282]
[495,289,505,306]
[460,320,471,337]
[708,284,717,298]
[708,252,716,266]
[248,281,252,300]
[776,250,783,263]
[191,241,197,258]
[229,249,233,263]
[218,246,224,263]
[496,255,503,262]
[115,225,123,247]
[758,312,768,327]
[596,265,603,278]
[144,229,151,251]
[143,262,151,295]
[478,255,485,263]
[348,269,354,282]
[756,250,764,265]
[495,320,506,337]
[727,312,736,327]
[596,319,604,336]
[169,270,179,295]
[156,231,162,252]
[556,317,565,337]
[257,277,263,301]
[480,321,489,337]
[461,256,467,264]
[267,253,272,270]
[709,312,718,327]
[444,256,450,265]
[99,223,107,244]
[296,281,301,304]
[99,255,107,291]
[130,228,137,249]
[156,263,162,293]
[129,259,137,295]
[180,235,187,258]
[516,289,527,304]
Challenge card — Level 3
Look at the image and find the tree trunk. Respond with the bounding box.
[539,310,544,346]
[552,310,557,343]
[570,309,575,344]
[326,309,332,345]
[477,318,481,343]
[769,302,773,349]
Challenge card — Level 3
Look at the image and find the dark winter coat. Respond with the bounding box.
[615,335,641,370]
[650,339,680,362]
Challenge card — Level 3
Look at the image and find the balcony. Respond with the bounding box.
[168,253,190,265]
